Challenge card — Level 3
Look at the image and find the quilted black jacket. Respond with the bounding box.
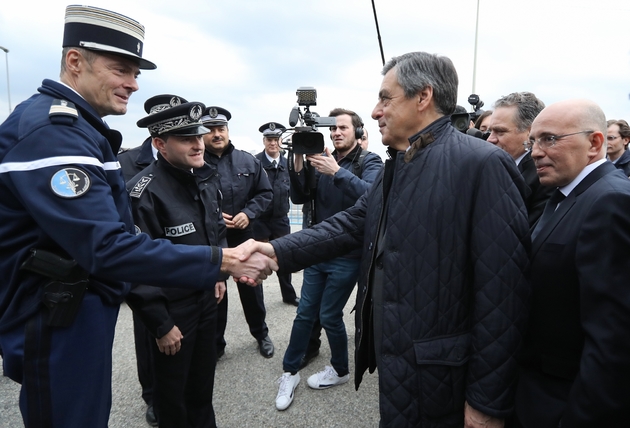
[272,117,531,427]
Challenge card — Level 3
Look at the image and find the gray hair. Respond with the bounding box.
[382,52,458,116]
[60,47,98,76]
[494,92,545,132]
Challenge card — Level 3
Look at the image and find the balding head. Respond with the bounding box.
[529,99,606,187]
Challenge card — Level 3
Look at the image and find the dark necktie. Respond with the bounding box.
[531,189,566,241]
[272,160,277,169]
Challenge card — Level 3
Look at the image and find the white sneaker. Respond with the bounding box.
[275,372,300,411]
[307,365,349,390]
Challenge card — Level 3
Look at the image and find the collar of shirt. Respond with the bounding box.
[515,151,528,166]
[265,152,280,165]
[57,80,84,99]
[151,144,158,160]
[559,158,607,197]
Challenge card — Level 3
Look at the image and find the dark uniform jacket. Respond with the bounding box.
[254,151,290,220]
[0,80,221,334]
[204,142,272,222]
[125,157,226,339]
[271,117,530,427]
[118,137,154,182]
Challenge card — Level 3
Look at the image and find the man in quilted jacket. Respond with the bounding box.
[238,51,530,427]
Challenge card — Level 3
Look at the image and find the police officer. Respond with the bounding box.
[0,6,274,427]
[127,97,226,428]
[119,94,189,426]
[119,95,189,181]
[201,107,275,358]
[254,122,299,306]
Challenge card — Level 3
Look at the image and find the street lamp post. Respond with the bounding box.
[0,45,11,113]
[472,0,480,95]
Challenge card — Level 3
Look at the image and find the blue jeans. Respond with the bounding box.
[283,257,360,375]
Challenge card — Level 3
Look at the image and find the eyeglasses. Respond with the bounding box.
[524,130,594,150]
[607,135,620,141]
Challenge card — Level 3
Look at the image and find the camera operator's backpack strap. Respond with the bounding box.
[352,147,369,179]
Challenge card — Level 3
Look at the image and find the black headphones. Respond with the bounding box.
[329,114,364,141]
[355,124,364,141]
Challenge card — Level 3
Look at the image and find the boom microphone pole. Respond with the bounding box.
[371,0,385,66]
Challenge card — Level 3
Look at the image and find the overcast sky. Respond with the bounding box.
[1,0,629,160]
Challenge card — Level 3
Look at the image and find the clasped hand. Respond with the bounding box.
[221,239,278,286]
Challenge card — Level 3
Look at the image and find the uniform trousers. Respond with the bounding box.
[253,215,297,302]
[152,292,217,428]
[133,312,154,405]
[0,293,119,428]
[216,227,268,352]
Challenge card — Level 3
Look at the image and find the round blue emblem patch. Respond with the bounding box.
[50,168,91,198]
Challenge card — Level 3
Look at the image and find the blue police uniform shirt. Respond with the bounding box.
[0,79,221,333]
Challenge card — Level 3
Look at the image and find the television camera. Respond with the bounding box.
[451,93,485,135]
[284,87,337,155]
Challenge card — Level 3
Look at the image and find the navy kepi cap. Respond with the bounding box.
[137,98,209,137]
[63,5,156,70]
[201,106,231,126]
[259,122,285,137]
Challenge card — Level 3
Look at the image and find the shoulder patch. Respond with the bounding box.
[50,168,91,198]
[49,99,78,119]
[129,176,153,198]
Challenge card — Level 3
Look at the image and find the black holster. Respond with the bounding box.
[20,249,89,327]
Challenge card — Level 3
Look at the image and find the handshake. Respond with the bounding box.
[220,239,278,285]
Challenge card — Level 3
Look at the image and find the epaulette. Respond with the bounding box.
[49,99,78,124]
[118,147,131,154]
[129,175,153,198]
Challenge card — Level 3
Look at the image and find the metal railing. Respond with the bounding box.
[288,202,303,225]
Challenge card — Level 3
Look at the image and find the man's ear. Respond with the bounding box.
[153,136,166,152]
[588,131,605,155]
[417,86,434,112]
[64,48,83,74]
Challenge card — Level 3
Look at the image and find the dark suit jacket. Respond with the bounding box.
[518,151,554,226]
[516,162,630,427]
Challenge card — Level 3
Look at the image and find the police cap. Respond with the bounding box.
[62,5,157,70]
[143,94,188,114]
[201,106,231,127]
[259,122,286,138]
[137,98,208,137]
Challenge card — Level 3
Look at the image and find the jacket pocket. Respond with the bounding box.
[414,332,471,418]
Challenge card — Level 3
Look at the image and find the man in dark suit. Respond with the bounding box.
[487,92,554,226]
[515,99,630,427]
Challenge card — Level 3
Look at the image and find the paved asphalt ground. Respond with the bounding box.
[0,267,381,427]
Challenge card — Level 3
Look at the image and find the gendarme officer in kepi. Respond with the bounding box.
[127,97,226,428]
[253,122,299,306]
[0,6,275,428]
[201,107,275,359]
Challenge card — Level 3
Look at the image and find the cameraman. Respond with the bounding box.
[274,108,382,411]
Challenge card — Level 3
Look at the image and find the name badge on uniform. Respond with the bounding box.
[50,168,91,198]
[164,222,196,237]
